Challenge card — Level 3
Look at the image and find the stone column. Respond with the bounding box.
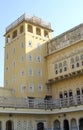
[2,120,6,130]
[77,119,79,130]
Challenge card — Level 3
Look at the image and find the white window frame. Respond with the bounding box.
[20,54,24,62]
[20,68,25,76]
[38,69,42,76]
[36,56,41,62]
[20,41,24,48]
[12,74,16,83]
[29,83,34,92]
[28,68,33,76]
[38,84,43,92]
[12,60,16,68]
[20,84,26,92]
[28,54,33,61]
[37,43,41,50]
[28,40,32,47]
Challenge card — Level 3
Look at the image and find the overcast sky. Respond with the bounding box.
[0,0,83,86]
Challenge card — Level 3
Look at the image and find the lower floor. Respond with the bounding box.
[0,111,83,130]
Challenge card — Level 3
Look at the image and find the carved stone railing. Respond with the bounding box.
[0,95,83,110]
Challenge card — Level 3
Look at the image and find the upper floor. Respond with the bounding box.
[5,13,53,45]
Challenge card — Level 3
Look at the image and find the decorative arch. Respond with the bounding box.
[53,120,60,130]
[70,118,77,130]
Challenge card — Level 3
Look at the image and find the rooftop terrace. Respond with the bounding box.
[6,13,51,33]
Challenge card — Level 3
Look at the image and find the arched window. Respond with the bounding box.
[76,88,80,95]
[63,61,67,66]
[71,58,74,63]
[59,63,62,68]
[69,90,73,97]
[72,64,74,69]
[59,92,63,98]
[28,24,33,33]
[75,56,79,62]
[64,91,68,98]
[55,64,58,69]
[80,54,83,60]
[76,88,81,103]
[76,62,80,67]
[36,27,41,35]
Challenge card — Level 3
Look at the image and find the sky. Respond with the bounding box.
[0,0,83,86]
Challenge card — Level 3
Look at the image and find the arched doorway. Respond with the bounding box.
[79,118,83,130]
[6,120,13,130]
[53,120,60,130]
[64,119,69,130]
[0,121,2,130]
[37,122,44,130]
[71,119,77,130]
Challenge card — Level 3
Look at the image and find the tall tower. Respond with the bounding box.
[4,13,53,98]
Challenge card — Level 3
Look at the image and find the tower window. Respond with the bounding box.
[5,67,8,72]
[38,84,43,92]
[12,75,16,83]
[20,84,26,92]
[37,43,41,50]
[20,55,24,62]
[28,54,33,61]
[12,30,17,39]
[28,41,32,47]
[36,56,41,62]
[28,24,33,33]
[20,69,25,76]
[36,27,41,35]
[29,83,34,92]
[20,42,24,48]
[28,68,33,76]
[38,69,42,76]
[6,35,11,43]
[44,30,49,38]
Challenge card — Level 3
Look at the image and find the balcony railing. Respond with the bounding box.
[6,13,51,33]
[0,95,83,110]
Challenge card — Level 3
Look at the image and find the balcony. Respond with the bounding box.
[0,95,83,111]
[47,69,83,84]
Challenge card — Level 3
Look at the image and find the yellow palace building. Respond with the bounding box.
[0,13,83,130]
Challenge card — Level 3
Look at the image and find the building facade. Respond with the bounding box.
[0,13,83,130]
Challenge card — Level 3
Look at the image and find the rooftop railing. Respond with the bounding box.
[0,94,83,110]
[6,13,51,33]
